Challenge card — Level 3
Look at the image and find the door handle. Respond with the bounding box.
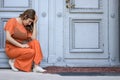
[66,0,75,9]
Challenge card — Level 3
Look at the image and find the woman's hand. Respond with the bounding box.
[31,15,38,40]
[34,15,38,23]
[21,44,29,48]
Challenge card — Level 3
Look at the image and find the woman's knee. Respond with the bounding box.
[23,49,35,58]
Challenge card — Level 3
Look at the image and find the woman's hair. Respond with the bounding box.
[19,9,36,32]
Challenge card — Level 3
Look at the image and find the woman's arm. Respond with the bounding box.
[6,31,29,48]
[31,15,38,40]
[31,23,37,39]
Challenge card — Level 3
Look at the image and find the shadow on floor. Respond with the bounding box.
[56,72,120,76]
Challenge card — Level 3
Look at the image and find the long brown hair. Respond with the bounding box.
[19,9,36,32]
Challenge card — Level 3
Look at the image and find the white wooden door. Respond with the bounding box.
[63,0,119,67]
[0,0,119,68]
[0,0,49,68]
[47,0,119,67]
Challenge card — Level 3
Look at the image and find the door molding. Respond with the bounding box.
[109,0,119,66]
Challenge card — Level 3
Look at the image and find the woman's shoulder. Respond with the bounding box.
[7,18,16,23]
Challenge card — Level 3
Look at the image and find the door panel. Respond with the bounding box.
[64,0,109,66]
[4,0,30,8]
[68,0,103,13]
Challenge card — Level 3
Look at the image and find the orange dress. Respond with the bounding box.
[4,18,43,72]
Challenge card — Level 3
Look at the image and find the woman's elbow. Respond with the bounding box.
[6,31,11,41]
[6,35,10,41]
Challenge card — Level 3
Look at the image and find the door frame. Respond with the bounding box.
[35,0,49,66]
[109,0,119,66]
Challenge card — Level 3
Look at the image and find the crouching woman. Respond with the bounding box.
[4,9,46,72]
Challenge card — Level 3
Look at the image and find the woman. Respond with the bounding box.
[4,9,46,72]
